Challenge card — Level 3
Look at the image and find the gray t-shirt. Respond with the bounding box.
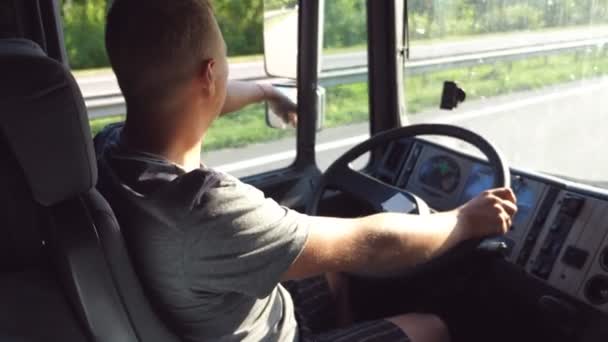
[95,124,309,342]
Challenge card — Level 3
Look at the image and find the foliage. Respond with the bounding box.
[323,0,367,49]
[213,0,264,56]
[90,114,124,137]
[61,0,264,68]
[61,0,109,70]
[265,0,298,11]
[62,0,608,70]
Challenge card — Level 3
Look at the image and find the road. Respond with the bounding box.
[205,77,608,187]
[76,25,608,99]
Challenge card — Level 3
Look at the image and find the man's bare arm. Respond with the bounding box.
[220,80,266,115]
[220,80,294,114]
[282,188,517,280]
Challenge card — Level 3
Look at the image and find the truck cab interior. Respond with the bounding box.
[1,1,608,341]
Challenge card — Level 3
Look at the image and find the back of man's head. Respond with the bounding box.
[105,0,222,114]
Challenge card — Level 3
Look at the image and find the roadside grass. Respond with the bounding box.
[90,114,124,136]
[228,54,265,63]
[89,50,608,151]
[73,67,114,77]
[404,50,608,113]
[205,105,292,150]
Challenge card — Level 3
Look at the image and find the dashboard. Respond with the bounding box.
[372,138,608,314]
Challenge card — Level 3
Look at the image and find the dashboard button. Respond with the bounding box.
[532,260,543,273]
[551,214,575,233]
[538,263,553,279]
[549,222,563,233]
[541,239,555,254]
[560,196,585,217]
[561,246,589,270]
[550,241,564,257]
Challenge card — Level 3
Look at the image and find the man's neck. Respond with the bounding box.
[123,110,209,173]
[175,144,203,172]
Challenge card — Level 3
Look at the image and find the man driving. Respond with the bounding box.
[95,1,517,341]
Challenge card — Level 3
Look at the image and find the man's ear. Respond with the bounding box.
[199,59,216,97]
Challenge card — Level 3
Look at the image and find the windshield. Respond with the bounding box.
[402,0,608,189]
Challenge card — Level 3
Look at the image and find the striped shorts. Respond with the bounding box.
[283,276,410,342]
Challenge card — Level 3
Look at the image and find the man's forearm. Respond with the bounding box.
[305,212,463,278]
[350,213,463,276]
[220,80,268,115]
[285,189,514,281]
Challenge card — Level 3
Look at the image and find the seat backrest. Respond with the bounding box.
[0,38,146,342]
[0,131,89,342]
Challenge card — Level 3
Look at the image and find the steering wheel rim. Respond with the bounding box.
[308,124,510,216]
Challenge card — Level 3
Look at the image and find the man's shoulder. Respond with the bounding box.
[92,123,261,217]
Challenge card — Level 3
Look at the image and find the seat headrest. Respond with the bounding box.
[0,39,97,206]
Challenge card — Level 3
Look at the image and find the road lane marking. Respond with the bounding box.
[77,75,117,85]
[216,150,296,173]
[216,81,607,173]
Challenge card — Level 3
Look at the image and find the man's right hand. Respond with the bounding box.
[454,188,518,241]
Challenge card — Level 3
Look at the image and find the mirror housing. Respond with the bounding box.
[265,83,326,131]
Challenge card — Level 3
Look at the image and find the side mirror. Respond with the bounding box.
[263,0,324,79]
[265,83,326,131]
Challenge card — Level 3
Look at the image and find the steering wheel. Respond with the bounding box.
[308,123,510,223]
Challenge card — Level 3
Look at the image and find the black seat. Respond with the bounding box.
[0,131,88,342]
[0,38,178,342]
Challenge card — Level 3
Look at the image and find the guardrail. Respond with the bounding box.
[85,36,608,118]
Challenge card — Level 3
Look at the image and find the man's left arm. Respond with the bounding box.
[220,80,297,125]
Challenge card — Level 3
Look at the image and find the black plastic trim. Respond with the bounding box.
[294,0,321,169]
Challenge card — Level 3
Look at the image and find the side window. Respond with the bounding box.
[318,0,369,171]
[61,0,295,178]
[204,2,296,177]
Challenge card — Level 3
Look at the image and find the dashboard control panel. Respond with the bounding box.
[374,138,608,314]
[530,194,585,280]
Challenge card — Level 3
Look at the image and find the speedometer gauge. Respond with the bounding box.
[418,155,461,193]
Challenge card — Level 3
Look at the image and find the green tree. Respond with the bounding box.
[265,0,297,11]
[214,0,264,56]
[62,0,109,69]
[324,0,366,48]
[60,0,608,70]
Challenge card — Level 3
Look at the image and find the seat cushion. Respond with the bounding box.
[0,270,88,342]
